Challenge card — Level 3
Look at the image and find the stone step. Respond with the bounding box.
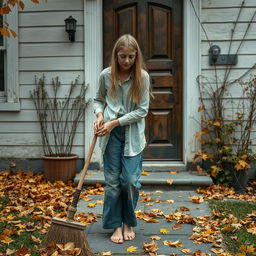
[74,169,213,188]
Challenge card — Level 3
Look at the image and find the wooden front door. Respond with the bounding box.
[103,0,183,161]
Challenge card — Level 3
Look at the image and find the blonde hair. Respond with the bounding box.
[110,34,146,104]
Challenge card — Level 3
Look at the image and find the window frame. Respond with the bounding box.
[0,5,20,111]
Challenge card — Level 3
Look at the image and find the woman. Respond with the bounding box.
[93,34,150,244]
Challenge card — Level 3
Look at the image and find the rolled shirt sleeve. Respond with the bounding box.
[93,73,106,115]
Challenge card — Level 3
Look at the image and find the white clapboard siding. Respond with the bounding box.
[19,27,84,43]
[0,110,86,122]
[20,43,84,57]
[0,146,85,158]
[19,57,84,71]
[0,133,84,146]
[21,0,83,12]
[20,84,87,98]
[0,0,85,158]
[20,71,85,85]
[202,69,256,82]
[202,0,256,8]
[202,8,256,23]
[19,11,83,27]
[0,121,85,133]
[202,23,256,41]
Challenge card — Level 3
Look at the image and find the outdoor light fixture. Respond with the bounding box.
[65,16,77,42]
[209,44,238,65]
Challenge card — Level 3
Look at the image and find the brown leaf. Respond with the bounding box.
[172,223,182,230]
[150,235,162,240]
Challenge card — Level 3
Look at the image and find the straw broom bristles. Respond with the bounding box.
[45,218,95,256]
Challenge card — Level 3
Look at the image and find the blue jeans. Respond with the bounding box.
[102,126,143,229]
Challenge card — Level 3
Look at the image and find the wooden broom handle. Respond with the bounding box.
[77,135,97,190]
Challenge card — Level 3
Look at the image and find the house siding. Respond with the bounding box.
[0,0,85,159]
[0,0,255,167]
[201,0,256,148]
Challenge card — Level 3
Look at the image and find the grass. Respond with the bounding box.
[0,197,46,256]
[209,200,256,255]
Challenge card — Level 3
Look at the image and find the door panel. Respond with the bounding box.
[103,0,183,160]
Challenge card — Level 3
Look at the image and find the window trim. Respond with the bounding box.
[0,5,20,111]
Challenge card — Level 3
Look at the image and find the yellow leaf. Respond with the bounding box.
[166,199,174,204]
[160,228,169,234]
[141,170,149,176]
[6,215,15,221]
[87,203,97,208]
[126,246,137,253]
[102,252,112,256]
[181,248,192,253]
[0,235,13,244]
[84,198,92,201]
[213,121,221,126]
[166,178,173,185]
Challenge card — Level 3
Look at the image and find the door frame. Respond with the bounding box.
[84,0,201,166]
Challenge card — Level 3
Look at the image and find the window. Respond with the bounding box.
[0,2,19,111]
[0,0,5,94]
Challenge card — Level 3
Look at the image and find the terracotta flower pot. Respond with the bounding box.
[42,154,78,183]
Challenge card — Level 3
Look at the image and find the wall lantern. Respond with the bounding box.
[65,16,77,42]
[209,44,238,65]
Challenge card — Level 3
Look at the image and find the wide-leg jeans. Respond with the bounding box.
[102,126,143,229]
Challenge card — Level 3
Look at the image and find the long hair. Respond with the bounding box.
[110,34,146,104]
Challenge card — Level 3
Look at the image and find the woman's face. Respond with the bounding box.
[117,47,137,72]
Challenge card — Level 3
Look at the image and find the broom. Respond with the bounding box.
[45,135,97,256]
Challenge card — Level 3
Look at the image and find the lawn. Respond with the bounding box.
[209,200,256,255]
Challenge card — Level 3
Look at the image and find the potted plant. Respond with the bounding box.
[193,75,256,192]
[30,75,89,183]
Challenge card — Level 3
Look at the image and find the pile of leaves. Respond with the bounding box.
[0,170,99,255]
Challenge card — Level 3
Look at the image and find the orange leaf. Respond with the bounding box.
[10,29,17,38]
[30,0,39,3]
[0,27,10,37]
[180,206,190,211]
[141,170,149,176]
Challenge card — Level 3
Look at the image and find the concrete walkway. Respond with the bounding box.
[77,183,213,255]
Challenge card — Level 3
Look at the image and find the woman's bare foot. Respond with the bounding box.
[110,227,123,244]
[123,224,135,241]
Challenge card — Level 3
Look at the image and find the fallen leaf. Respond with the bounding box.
[87,203,97,208]
[160,228,169,234]
[126,246,137,253]
[166,199,174,204]
[180,206,190,211]
[181,248,192,253]
[172,223,182,230]
[166,178,174,185]
[169,170,179,174]
[150,235,162,240]
[102,252,112,256]
[190,196,204,204]
[141,170,149,176]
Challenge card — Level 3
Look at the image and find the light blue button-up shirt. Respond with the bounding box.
[93,67,150,156]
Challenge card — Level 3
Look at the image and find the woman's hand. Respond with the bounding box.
[94,113,104,135]
[95,120,119,137]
